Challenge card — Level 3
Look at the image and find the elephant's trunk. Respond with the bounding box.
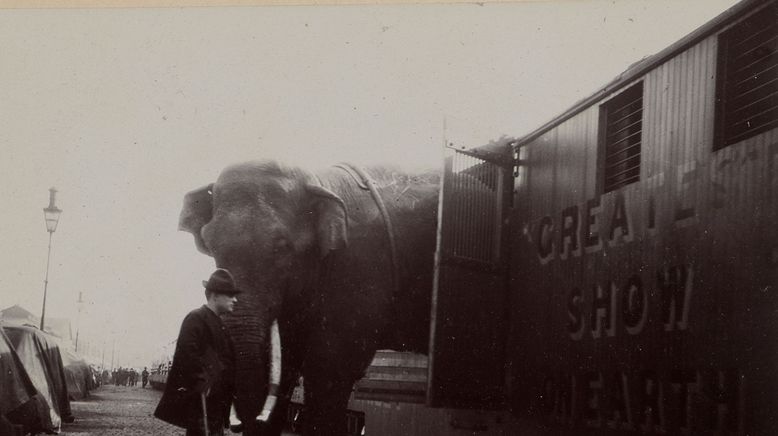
[223,276,281,425]
[230,320,281,428]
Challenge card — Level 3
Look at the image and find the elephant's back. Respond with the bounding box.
[316,165,439,257]
[316,165,438,352]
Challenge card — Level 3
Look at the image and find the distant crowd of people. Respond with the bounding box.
[111,367,150,388]
[156,361,172,374]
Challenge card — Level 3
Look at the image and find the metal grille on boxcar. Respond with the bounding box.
[601,81,644,193]
[714,3,778,149]
[441,150,504,266]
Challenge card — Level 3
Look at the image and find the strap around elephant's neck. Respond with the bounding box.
[333,163,401,300]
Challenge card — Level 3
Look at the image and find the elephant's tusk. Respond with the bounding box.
[229,404,241,431]
[269,320,282,386]
[256,394,277,422]
[256,320,282,423]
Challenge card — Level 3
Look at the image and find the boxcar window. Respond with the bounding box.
[714,3,778,150]
[600,81,644,193]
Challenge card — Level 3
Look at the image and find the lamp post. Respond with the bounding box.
[40,187,62,332]
[75,291,84,351]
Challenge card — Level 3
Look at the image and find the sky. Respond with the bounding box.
[0,0,742,368]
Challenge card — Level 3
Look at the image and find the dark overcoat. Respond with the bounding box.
[154,305,236,430]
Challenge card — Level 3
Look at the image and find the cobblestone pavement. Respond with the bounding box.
[61,385,181,436]
[61,385,297,436]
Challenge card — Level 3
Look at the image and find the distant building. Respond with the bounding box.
[0,304,73,344]
[0,304,37,326]
[0,305,108,365]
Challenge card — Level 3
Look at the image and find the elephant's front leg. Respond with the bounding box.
[302,371,359,436]
[301,330,376,436]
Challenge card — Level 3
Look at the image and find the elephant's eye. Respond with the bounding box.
[272,237,290,252]
[219,188,258,206]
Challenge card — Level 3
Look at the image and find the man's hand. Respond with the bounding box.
[193,376,211,395]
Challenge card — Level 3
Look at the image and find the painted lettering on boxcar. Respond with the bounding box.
[539,368,744,435]
[566,265,691,341]
[527,140,778,264]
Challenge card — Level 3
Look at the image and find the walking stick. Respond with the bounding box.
[200,392,210,436]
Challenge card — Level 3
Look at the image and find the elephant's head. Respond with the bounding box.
[178,160,347,421]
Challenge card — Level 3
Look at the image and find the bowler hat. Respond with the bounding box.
[202,268,241,295]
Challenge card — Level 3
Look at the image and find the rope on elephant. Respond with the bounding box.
[334,163,401,301]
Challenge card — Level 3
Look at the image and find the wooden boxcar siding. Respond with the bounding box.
[352,400,547,436]
[510,20,778,436]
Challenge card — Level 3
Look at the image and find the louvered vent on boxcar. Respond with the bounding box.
[715,3,778,149]
[601,81,644,193]
[443,151,503,265]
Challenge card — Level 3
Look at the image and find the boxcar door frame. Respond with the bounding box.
[427,145,514,409]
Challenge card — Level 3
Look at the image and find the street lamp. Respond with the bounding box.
[75,291,84,352]
[40,187,62,332]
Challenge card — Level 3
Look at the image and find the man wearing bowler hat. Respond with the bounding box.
[155,268,241,436]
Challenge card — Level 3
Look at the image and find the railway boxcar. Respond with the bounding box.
[500,0,778,434]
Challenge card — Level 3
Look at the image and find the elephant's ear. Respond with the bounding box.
[306,184,348,257]
[179,183,214,255]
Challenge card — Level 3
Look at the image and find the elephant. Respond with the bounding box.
[179,160,440,436]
